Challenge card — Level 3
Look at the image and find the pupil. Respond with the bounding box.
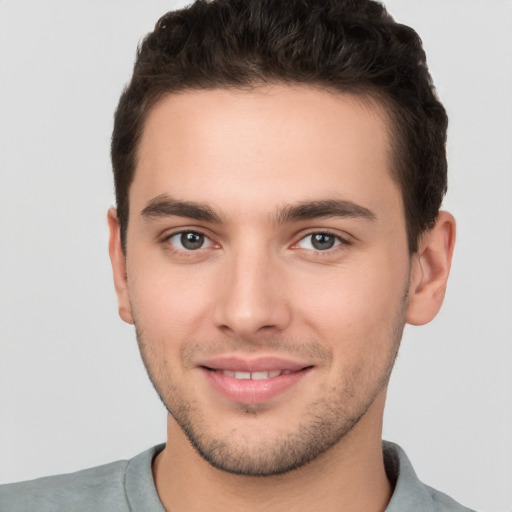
[181,232,204,250]
[312,233,335,250]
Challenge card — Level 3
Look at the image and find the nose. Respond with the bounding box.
[212,247,292,339]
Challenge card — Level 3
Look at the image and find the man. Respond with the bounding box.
[0,0,477,510]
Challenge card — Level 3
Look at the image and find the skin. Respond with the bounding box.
[108,85,455,512]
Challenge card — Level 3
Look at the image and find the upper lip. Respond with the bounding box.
[198,356,311,373]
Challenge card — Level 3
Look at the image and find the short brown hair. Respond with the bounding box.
[111,0,448,253]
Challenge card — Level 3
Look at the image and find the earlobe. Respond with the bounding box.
[107,208,134,325]
[406,211,456,326]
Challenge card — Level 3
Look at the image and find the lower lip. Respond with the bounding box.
[201,368,312,405]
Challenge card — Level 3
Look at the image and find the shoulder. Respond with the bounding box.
[0,445,164,512]
[0,460,129,512]
[423,483,478,512]
[383,441,478,512]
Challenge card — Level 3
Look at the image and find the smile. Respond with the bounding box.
[217,369,293,380]
[199,358,313,404]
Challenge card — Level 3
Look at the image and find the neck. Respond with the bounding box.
[153,393,392,512]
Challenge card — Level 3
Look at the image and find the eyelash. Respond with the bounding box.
[293,230,351,253]
[161,229,351,255]
[162,230,217,255]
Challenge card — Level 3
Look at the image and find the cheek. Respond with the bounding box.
[293,259,408,348]
[127,255,218,339]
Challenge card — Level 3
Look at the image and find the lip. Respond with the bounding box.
[199,356,309,373]
[198,356,313,405]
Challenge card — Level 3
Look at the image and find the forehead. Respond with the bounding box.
[132,85,400,220]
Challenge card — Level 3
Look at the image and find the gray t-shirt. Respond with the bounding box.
[0,441,476,511]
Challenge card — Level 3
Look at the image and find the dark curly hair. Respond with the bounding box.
[111,0,448,253]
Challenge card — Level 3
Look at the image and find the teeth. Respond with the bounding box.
[221,370,284,380]
[252,370,281,380]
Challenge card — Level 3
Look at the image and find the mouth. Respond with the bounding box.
[198,357,313,404]
[210,369,295,380]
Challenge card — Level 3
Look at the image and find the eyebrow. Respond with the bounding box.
[141,195,376,224]
[141,194,222,223]
[274,199,376,223]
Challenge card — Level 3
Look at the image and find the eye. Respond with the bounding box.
[167,231,215,251]
[296,232,343,251]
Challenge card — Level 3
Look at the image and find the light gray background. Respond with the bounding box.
[0,1,511,511]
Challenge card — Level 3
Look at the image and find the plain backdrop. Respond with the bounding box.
[0,1,511,511]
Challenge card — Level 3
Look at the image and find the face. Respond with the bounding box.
[113,85,415,475]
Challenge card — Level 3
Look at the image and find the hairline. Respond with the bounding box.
[120,81,412,253]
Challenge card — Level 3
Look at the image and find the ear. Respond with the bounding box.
[107,208,134,325]
[406,211,456,326]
